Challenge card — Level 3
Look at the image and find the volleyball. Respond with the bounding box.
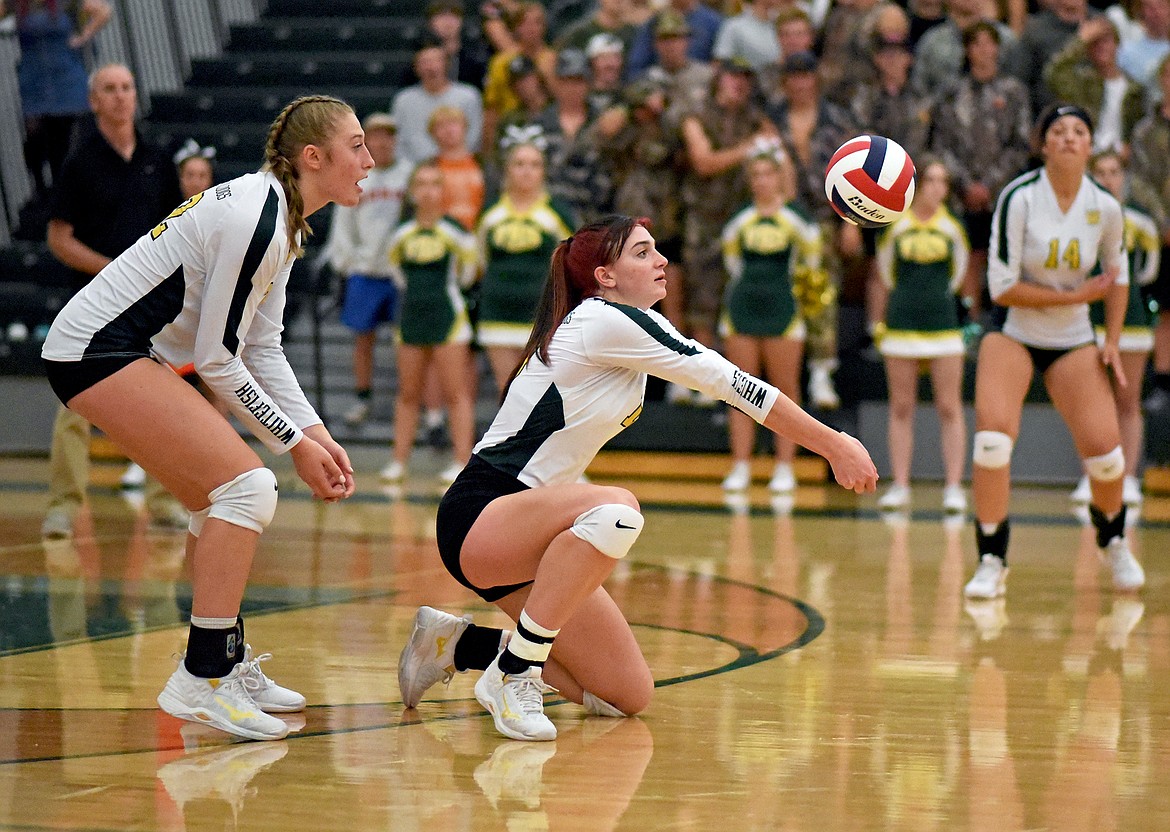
[824,135,916,228]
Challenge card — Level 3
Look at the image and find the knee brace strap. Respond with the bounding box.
[973,431,1013,469]
[582,690,628,717]
[570,503,644,560]
[206,468,279,534]
[188,505,211,537]
[1084,445,1125,482]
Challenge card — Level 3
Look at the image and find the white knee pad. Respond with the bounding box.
[1083,445,1125,481]
[206,467,279,534]
[973,431,1013,469]
[570,503,644,560]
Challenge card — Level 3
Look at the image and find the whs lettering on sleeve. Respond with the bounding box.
[234,382,297,444]
[731,370,767,410]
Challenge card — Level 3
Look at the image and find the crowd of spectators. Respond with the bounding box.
[374,0,1170,414]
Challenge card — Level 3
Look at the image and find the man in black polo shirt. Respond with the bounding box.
[42,62,186,539]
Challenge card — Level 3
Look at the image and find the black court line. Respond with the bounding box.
[0,564,824,767]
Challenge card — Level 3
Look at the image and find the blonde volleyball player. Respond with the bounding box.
[41,96,370,740]
[398,215,877,742]
[1068,149,1160,509]
[964,105,1145,601]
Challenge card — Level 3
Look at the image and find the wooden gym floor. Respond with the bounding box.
[1,448,1169,831]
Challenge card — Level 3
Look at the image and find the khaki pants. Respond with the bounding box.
[46,404,179,518]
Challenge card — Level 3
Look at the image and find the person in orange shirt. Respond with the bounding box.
[428,105,485,232]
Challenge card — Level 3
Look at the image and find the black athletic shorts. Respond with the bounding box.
[1024,342,1093,374]
[436,454,533,602]
[43,353,148,405]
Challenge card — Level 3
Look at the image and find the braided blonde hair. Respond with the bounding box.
[263,94,353,257]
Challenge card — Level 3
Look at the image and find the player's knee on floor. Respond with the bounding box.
[570,502,644,559]
[200,467,279,534]
[972,431,1013,469]
[1084,445,1125,481]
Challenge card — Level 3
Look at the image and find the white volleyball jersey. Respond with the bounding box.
[988,168,1128,349]
[473,297,780,487]
[42,171,320,454]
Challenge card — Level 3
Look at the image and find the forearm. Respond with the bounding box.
[46,223,111,276]
[994,281,1087,308]
[1103,282,1127,347]
[762,392,845,460]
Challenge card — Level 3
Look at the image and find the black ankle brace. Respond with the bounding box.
[1089,504,1126,549]
[975,519,1010,564]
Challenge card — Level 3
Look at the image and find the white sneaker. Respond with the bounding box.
[1101,537,1144,591]
[474,654,557,742]
[121,462,147,489]
[942,484,967,514]
[878,484,911,510]
[398,606,471,708]
[380,459,405,482]
[1123,475,1143,508]
[964,555,1008,599]
[238,645,305,713]
[768,462,795,493]
[1070,475,1091,504]
[343,400,369,426]
[438,460,464,484]
[721,460,751,491]
[157,662,290,741]
[809,366,840,410]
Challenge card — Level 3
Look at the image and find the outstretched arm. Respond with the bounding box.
[761,394,878,493]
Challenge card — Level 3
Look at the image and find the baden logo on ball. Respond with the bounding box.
[824,135,916,229]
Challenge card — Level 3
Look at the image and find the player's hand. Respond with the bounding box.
[302,424,356,500]
[1077,272,1114,303]
[1100,341,1127,389]
[290,435,350,502]
[827,431,879,494]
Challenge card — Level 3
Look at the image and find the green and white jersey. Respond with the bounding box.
[474,297,780,487]
[719,203,820,339]
[989,168,1128,348]
[388,217,478,346]
[476,192,575,346]
[876,206,969,358]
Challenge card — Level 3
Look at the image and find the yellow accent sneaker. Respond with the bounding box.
[474,654,556,742]
[158,662,289,741]
[398,606,471,708]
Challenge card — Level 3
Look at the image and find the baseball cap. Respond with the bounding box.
[655,10,691,39]
[362,112,397,133]
[555,48,590,78]
[720,55,757,76]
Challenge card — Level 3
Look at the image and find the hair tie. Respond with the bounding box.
[173,138,217,167]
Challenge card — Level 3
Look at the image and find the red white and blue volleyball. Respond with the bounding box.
[824,135,916,228]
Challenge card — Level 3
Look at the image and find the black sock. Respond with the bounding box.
[453,623,503,672]
[1155,372,1170,391]
[1090,504,1126,548]
[184,624,239,678]
[975,519,1010,565]
[235,615,245,663]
